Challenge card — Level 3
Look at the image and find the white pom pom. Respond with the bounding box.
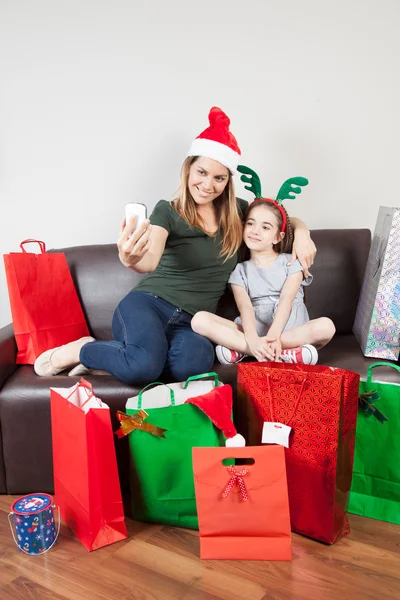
[225,433,246,447]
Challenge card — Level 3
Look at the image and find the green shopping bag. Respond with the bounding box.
[348,362,400,524]
[121,373,234,529]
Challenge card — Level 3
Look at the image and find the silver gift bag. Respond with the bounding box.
[353,206,400,359]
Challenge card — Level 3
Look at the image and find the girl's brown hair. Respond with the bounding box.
[172,157,243,261]
[246,200,293,254]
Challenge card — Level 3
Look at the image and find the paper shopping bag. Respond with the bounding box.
[50,378,127,551]
[192,445,292,560]
[348,362,400,523]
[3,239,89,364]
[237,362,360,544]
[118,373,236,529]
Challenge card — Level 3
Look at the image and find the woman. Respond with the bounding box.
[34,107,316,383]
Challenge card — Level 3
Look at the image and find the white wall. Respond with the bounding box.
[1,0,399,326]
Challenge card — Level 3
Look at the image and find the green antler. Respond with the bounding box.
[276,177,309,204]
[237,165,262,198]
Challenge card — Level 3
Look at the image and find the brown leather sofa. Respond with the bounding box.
[1,228,398,496]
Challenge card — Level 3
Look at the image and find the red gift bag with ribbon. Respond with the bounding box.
[50,378,128,551]
[236,362,360,544]
[3,239,90,364]
[192,445,292,560]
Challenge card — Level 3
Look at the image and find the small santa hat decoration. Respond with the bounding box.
[187,107,241,175]
[185,384,246,447]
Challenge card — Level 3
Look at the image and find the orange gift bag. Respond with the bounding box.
[192,445,292,560]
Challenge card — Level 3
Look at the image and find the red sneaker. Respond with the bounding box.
[216,345,245,365]
[280,344,318,365]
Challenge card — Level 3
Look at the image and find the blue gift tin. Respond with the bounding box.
[8,493,60,555]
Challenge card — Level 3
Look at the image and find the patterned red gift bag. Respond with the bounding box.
[236,362,359,544]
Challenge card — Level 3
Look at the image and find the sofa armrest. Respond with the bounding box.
[0,324,17,389]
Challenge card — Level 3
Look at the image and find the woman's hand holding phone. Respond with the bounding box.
[125,203,147,232]
[118,205,152,269]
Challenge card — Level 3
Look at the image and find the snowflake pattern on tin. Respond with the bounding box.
[11,494,56,555]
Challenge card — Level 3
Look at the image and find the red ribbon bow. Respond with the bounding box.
[222,466,249,501]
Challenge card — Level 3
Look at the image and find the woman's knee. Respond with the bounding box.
[194,337,215,372]
[169,335,215,381]
[121,343,168,385]
[117,363,164,385]
[170,358,214,382]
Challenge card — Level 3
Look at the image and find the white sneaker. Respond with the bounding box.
[216,345,245,365]
[280,344,318,365]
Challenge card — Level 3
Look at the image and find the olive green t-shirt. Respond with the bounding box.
[134,198,248,315]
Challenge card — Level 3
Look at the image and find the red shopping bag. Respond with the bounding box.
[236,362,359,544]
[3,239,90,364]
[192,445,292,560]
[50,378,128,551]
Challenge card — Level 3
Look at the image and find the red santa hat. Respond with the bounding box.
[187,107,241,175]
[185,384,246,447]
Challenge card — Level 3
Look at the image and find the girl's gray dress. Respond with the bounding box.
[229,253,312,336]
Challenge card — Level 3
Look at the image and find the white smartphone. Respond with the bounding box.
[125,202,147,231]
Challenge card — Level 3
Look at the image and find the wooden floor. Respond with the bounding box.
[1,495,399,600]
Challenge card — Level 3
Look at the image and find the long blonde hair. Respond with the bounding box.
[172,157,243,260]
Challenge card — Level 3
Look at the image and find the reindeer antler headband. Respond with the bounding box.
[237,165,309,233]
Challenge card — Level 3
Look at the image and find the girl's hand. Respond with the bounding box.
[247,335,271,362]
[117,217,152,269]
[289,230,316,277]
[266,338,282,362]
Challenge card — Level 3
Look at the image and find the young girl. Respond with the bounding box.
[191,170,335,365]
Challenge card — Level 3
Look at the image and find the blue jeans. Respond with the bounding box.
[79,291,214,384]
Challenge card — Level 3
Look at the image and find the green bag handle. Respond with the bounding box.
[367,362,400,384]
[137,382,175,409]
[183,372,219,390]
